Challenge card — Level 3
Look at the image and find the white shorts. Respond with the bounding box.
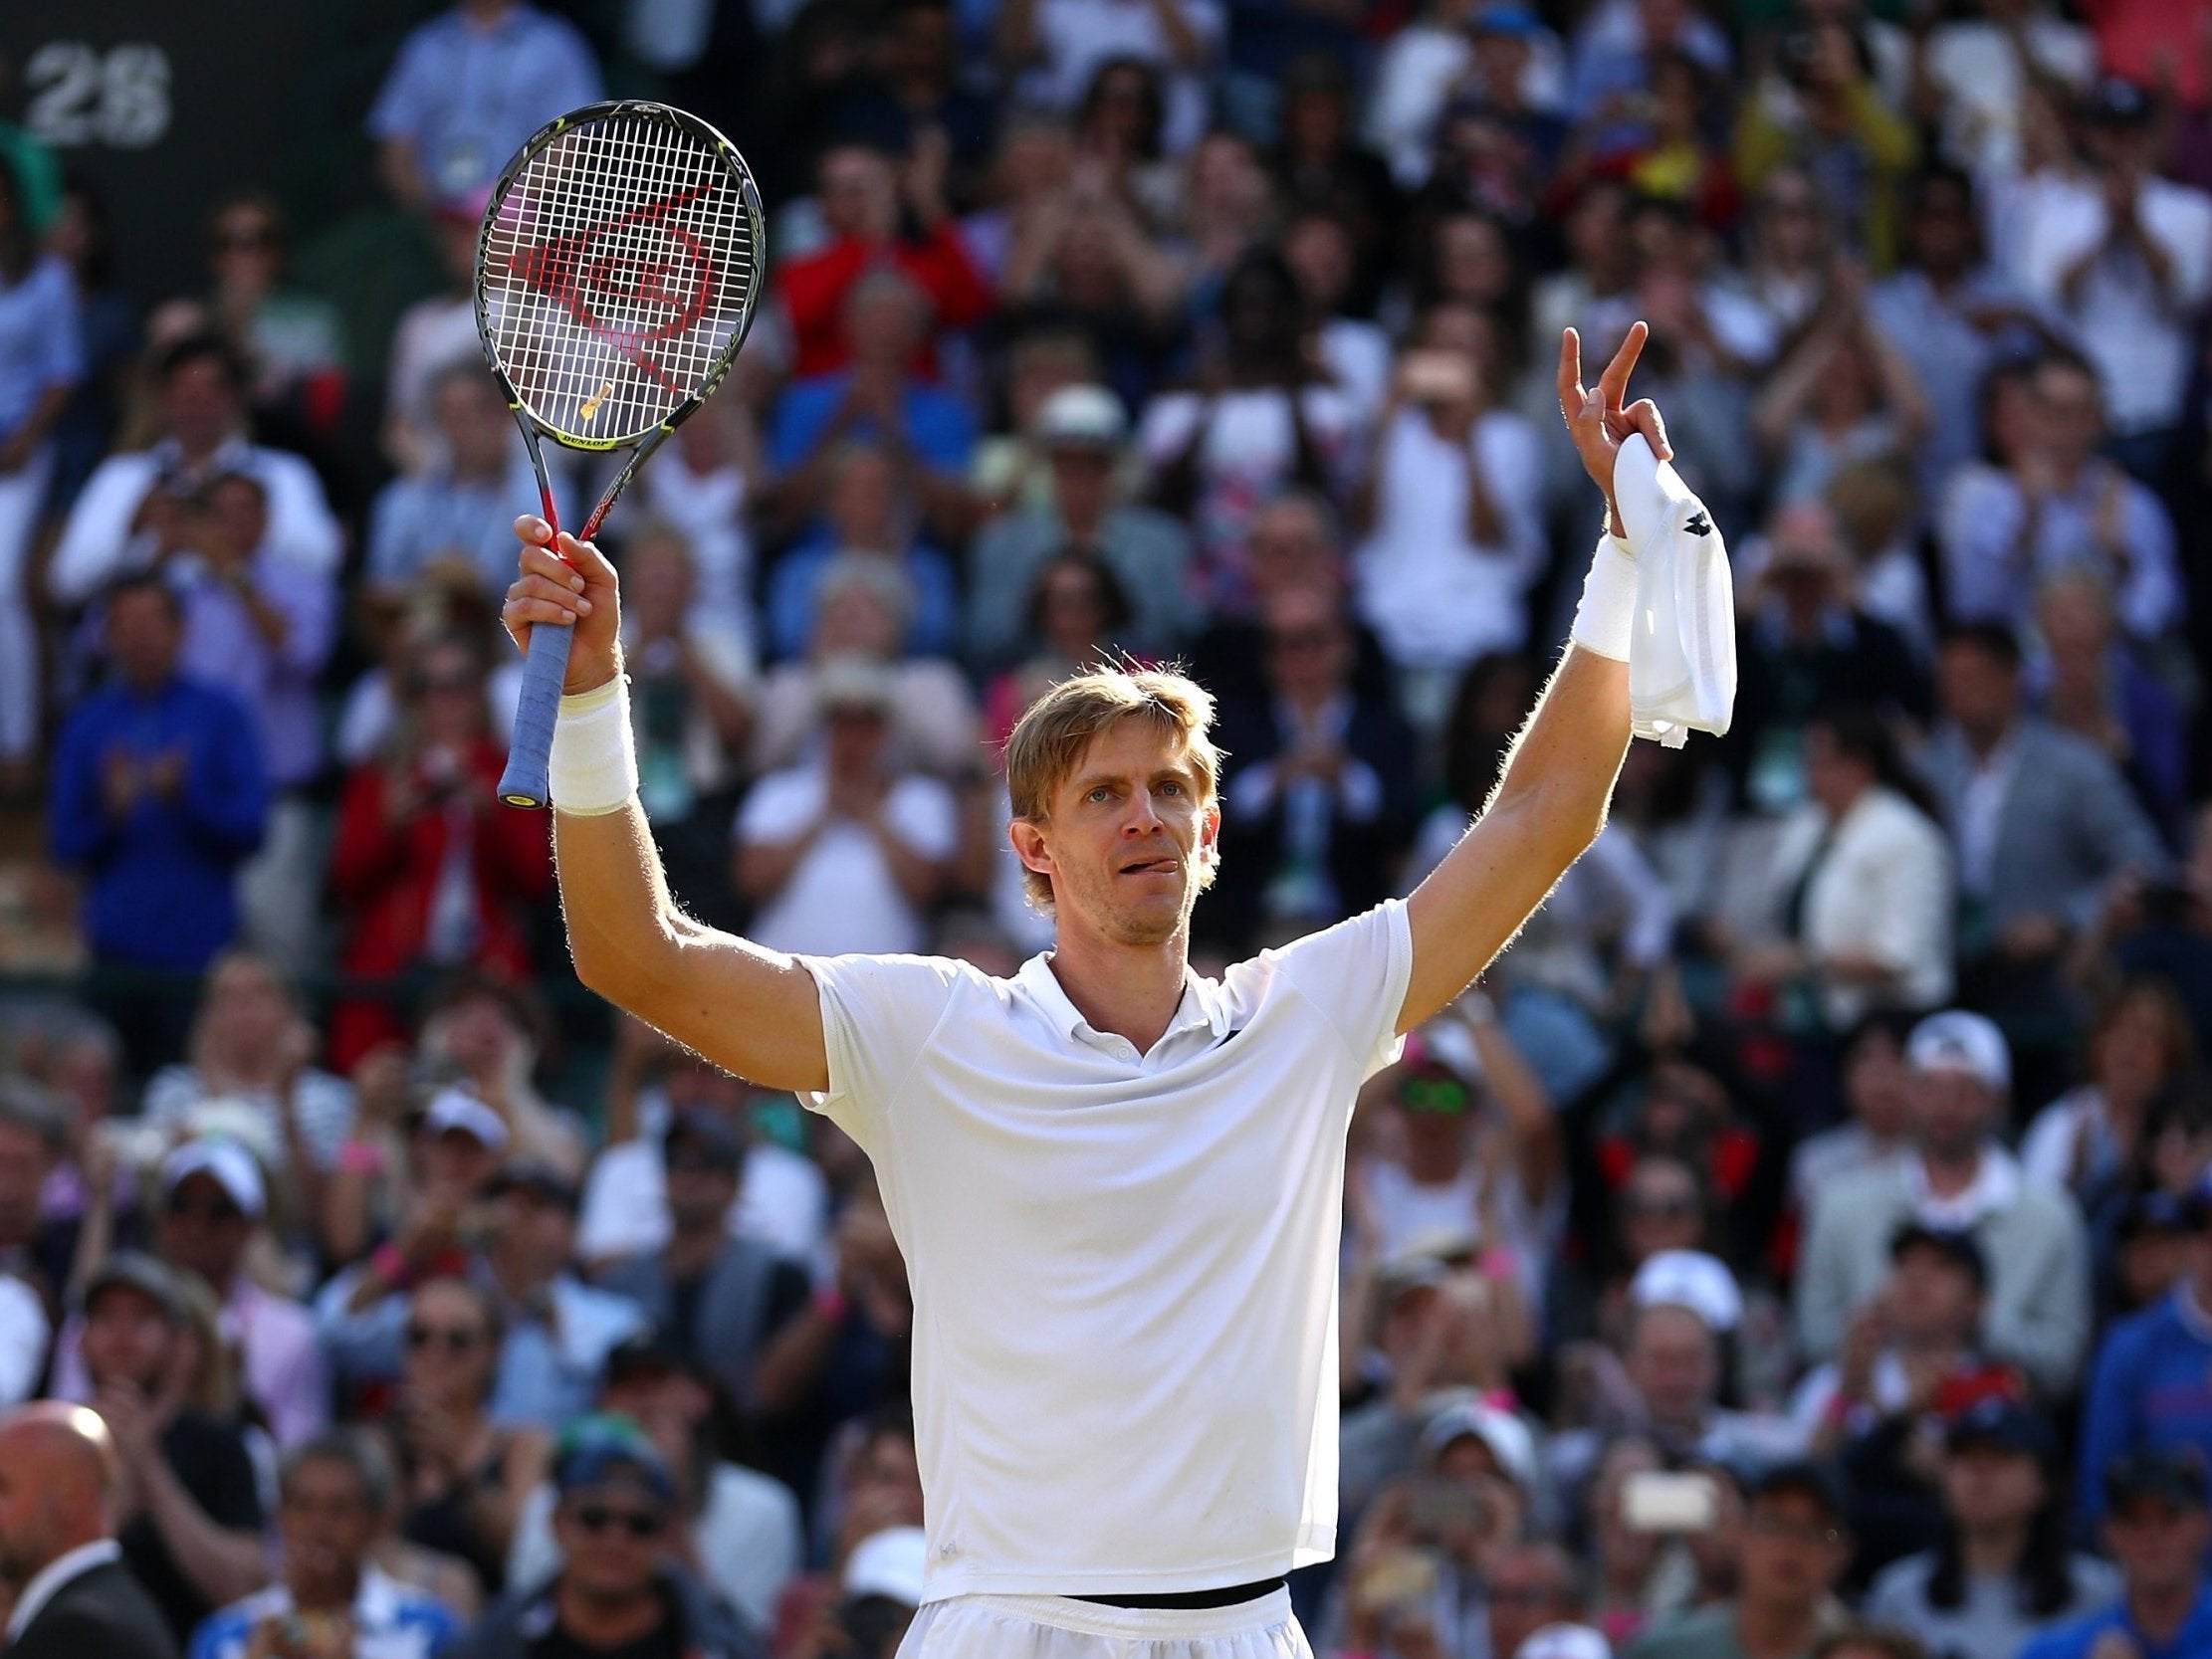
[898,1588,1313,1659]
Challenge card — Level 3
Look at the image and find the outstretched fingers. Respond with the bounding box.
[1597,319,1649,413]
[1557,327,1587,418]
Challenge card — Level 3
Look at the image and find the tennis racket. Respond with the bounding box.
[475,100,767,809]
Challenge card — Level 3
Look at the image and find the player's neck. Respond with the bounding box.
[1046,926,1191,1055]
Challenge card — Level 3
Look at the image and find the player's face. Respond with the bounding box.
[1035,721,1217,949]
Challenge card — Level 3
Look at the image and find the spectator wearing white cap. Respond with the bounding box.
[140,949,356,1184]
[1795,1011,2092,1394]
[1551,1261,1805,1503]
[735,656,960,959]
[967,385,1197,672]
[53,1138,326,1447]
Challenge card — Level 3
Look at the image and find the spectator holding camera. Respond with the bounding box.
[1351,307,1545,726]
[325,634,552,1072]
[1627,1462,1852,1659]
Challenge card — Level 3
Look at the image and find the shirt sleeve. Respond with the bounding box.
[34,262,81,389]
[735,771,815,845]
[1264,897,1415,1083]
[886,777,959,860]
[367,30,435,140]
[797,953,969,1147]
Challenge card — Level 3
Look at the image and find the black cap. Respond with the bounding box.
[1742,1459,1849,1531]
[1946,1396,2055,1463]
[2120,1190,2192,1239]
[488,1159,579,1211]
[664,1107,744,1172]
[2104,1447,2211,1513]
[601,1330,698,1390]
[80,1250,188,1324]
[1889,1221,1989,1290]
[2084,76,2154,127]
[1745,1458,1849,1522]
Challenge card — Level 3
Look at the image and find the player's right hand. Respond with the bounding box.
[503,515,623,695]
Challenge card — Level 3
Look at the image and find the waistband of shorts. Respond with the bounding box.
[950,1586,1294,1640]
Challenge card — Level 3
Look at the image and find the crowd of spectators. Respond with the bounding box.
[0,0,2210,1653]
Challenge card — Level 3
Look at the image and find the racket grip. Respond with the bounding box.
[499,617,576,810]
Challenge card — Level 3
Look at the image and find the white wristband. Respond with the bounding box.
[548,675,638,815]
[1570,530,1639,662]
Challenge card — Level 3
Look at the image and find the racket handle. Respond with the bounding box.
[499,617,575,810]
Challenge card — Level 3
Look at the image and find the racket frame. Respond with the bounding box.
[473,99,767,809]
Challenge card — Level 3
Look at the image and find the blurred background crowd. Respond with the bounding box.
[0,0,2209,1654]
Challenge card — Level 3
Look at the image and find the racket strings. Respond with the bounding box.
[482,108,756,446]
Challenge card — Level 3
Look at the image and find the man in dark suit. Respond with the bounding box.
[1204,581,1422,953]
[0,1400,178,1659]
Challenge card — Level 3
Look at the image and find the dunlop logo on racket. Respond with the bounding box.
[475,101,767,810]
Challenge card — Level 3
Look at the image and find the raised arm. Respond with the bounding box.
[1398,326,1664,1033]
[502,519,828,1093]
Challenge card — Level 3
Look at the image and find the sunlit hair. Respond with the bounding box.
[1005,665,1221,914]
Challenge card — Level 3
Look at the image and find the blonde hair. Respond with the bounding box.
[1005,666,1222,913]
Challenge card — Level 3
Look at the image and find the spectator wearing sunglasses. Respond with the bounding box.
[374,1274,548,1602]
[53,1138,326,1448]
[447,1415,763,1659]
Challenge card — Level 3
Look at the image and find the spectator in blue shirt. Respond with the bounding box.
[49,573,268,975]
[365,362,538,599]
[764,267,977,548]
[2080,1160,2212,1524]
[187,1431,462,1659]
[764,440,961,662]
[2021,1449,2212,1659]
[0,153,82,779]
[368,0,603,210]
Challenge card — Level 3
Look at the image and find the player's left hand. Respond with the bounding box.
[1557,321,1671,538]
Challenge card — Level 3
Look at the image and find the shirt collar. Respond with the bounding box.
[1906,1143,2020,1228]
[5,1539,120,1639]
[1013,952,1232,1049]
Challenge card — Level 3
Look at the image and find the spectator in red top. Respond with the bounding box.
[326,632,551,1071]
[776,142,992,380]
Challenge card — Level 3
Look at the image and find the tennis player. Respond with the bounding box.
[501,323,1692,1659]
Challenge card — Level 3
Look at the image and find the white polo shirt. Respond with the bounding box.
[801,899,1413,1602]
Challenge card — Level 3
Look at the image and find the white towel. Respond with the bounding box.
[1614,435,1736,748]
